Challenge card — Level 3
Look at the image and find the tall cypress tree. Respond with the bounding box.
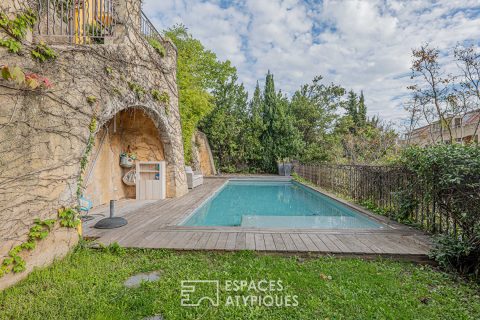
[346,90,358,132]
[346,90,358,121]
[261,71,277,171]
[358,91,367,127]
[246,82,265,171]
[259,71,303,172]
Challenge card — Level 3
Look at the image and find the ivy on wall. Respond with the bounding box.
[0,9,36,53]
[1,65,52,89]
[148,38,166,57]
[31,41,57,62]
[0,210,78,278]
[1,3,180,280]
[76,116,97,198]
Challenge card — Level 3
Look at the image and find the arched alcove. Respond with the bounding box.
[84,108,171,206]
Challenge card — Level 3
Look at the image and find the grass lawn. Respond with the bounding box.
[0,244,479,320]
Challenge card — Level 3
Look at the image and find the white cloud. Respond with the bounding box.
[143,0,480,124]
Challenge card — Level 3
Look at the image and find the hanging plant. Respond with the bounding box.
[120,152,136,168]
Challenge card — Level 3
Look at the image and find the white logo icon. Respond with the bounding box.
[180,280,220,307]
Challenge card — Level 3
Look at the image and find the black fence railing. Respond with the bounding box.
[140,10,163,42]
[293,163,460,237]
[35,0,116,44]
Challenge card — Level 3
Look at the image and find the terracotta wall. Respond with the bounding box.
[85,109,165,206]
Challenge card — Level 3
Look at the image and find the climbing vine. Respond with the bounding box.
[0,218,56,277]
[1,2,180,282]
[0,37,21,53]
[76,116,97,198]
[1,64,52,89]
[58,207,80,228]
[148,38,166,57]
[0,9,36,52]
[151,90,170,114]
[30,41,57,62]
[128,81,146,100]
[151,89,169,103]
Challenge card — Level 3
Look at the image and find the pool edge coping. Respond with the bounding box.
[177,177,412,232]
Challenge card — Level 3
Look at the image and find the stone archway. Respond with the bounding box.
[84,107,186,206]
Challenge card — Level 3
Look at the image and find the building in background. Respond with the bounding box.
[405,109,480,146]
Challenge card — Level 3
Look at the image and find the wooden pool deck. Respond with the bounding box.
[83,177,432,261]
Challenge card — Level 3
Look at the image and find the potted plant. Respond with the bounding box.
[120,152,137,168]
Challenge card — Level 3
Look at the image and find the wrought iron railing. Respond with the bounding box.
[36,0,116,44]
[294,163,461,237]
[140,10,164,42]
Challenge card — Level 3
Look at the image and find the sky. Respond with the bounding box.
[143,0,480,124]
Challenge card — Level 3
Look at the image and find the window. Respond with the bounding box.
[456,138,462,143]
[454,118,462,128]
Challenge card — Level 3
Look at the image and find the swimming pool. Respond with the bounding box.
[181,180,384,229]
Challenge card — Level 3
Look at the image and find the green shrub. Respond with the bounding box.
[148,38,166,57]
[430,234,480,278]
[399,144,480,276]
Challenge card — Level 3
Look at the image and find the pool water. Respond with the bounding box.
[182,180,383,229]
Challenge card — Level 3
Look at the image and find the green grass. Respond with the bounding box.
[1,245,479,320]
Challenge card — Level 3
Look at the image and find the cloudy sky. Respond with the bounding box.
[143,0,480,123]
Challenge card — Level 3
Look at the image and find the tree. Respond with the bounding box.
[200,75,249,172]
[345,90,359,132]
[165,24,236,163]
[340,121,399,164]
[259,71,277,171]
[454,44,480,142]
[259,71,302,171]
[358,91,367,127]
[409,44,454,143]
[290,76,345,162]
[244,82,265,170]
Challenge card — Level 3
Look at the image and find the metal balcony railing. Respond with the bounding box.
[36,0,116,44]
[140,10,164,43]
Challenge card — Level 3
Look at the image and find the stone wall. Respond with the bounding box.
[0,0,188,289]
[85,109,170,206]
[191,131,217,176]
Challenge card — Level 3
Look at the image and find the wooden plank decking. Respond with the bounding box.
[83,177,432,260]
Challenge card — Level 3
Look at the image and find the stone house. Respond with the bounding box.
[0,0,191,289]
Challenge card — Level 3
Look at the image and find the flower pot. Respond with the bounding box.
[120,155,134,168]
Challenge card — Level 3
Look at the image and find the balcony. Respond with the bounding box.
[34,0,164,45]
[35,0,116,44]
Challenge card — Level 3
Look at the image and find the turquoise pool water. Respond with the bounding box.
[182,180,383,229]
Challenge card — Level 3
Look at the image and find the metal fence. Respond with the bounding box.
[36,0,116,44]
[293,163,460,236]
[140,10,163,42]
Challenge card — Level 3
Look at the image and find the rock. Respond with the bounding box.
[124,271,162,288]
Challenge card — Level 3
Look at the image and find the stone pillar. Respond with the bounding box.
[112,0,142,44]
